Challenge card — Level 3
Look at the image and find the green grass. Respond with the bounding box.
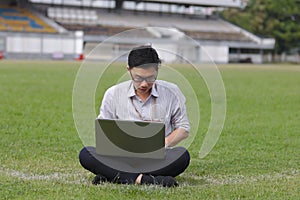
[0,61,299,199]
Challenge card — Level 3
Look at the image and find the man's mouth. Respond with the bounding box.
[139,88,148,93]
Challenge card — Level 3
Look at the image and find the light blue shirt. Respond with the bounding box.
[98,80,190,136]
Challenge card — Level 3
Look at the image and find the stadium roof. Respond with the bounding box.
[134,0,247,8]
[29,0,248,9]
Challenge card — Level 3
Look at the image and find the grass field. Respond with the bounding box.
[0,61,299,199]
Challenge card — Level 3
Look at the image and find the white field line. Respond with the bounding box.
[0,168,90,185]
[1,167,299,186]
[185,169,299,186]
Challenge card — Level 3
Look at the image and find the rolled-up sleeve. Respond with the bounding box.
[171,86,190,133]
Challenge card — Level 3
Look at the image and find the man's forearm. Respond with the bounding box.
[165,128,189,147]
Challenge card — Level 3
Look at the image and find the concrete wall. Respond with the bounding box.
[83,42,232,64]
[200,45,229,63]
[2,31,83,59]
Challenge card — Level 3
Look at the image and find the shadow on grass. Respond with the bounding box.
[85,173,208,188]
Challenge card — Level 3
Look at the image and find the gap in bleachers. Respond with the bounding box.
[0,4,57,33]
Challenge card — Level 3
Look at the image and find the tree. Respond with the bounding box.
[221,0,300,53]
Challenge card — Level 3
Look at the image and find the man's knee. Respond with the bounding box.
[172,146,190,171]
[174,146,190,159]
[79,146,95,168]
[179,147,190,167]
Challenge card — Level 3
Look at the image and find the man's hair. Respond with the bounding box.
[128,45,161,69]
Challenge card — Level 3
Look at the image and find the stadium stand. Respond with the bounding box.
[0,0,274,63]
[0,5,57,33]
[47,6,252,42]
[183,30,252,42]
[47,7,98,25]
[61,24,154,38]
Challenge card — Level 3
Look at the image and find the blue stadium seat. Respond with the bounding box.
[0,6,56,32]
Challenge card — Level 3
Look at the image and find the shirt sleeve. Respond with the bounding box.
[171,86,190,132]
[98,87,116,119]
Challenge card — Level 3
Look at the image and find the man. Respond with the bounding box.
[79,45,190,187]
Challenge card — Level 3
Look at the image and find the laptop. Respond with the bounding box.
[95,119,166,159]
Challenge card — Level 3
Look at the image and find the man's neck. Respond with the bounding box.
[136,92,150,102]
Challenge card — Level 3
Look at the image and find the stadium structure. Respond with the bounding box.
[0,0,275,63]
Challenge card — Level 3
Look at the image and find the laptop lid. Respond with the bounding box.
[95,119,165,159]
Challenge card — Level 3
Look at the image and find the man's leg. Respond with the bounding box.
[136,147,190,186]
[149,146,190,177]
[79,146,139,184]
[79,146,190,186]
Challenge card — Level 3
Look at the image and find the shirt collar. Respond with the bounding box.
[127,81,159,98]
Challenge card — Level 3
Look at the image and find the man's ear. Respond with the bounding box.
[127,66,130,72]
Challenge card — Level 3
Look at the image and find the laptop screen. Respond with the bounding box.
[95,119,165,159]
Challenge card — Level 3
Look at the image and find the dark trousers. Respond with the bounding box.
[79,146,190,184]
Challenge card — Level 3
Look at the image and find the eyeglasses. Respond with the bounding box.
[130,71,157,83]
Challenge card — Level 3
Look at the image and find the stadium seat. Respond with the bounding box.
[0,5,57,33]
[53,9,251,42]
[47,7,98,25]
[183,30,251,42]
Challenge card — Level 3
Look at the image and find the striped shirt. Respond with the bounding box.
[98,80,190,137]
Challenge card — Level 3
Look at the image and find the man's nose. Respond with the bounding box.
[140,80,148,86]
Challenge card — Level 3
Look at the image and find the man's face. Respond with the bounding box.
[129,66,158,96]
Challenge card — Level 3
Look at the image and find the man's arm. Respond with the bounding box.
[165,84,190,147]
[165,128,189,147]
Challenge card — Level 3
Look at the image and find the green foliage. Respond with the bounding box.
[222,0,300,53]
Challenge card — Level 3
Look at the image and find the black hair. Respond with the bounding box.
[128,45,161,69]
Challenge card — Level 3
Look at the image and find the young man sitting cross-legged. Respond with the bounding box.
[79,45,190,187]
